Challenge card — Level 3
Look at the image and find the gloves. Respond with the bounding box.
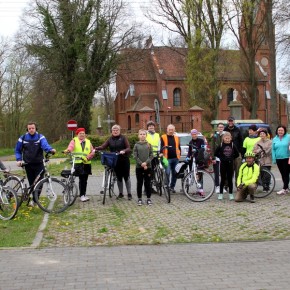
[237,183,244,190]
[185,157,190,162]
[82,157,88,163]
[63,149,70,154]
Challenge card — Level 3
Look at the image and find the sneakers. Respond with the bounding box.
[277,189,287,195]
[215,186,220,194]
[80,195,89,202]
[197,189,205,197]
[117,193,124,199]
[128,194,132,200]
[137,199,142,206]
[170,188,176,193]
[218,194,223,200]
[228,193,234,200]
[147,199,153,206]
[223,188,228,193]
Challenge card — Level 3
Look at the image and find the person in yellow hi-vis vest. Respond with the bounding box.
[146,121,160,194]
[65,128,95,202]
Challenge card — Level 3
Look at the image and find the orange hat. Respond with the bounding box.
[75,128,85,135]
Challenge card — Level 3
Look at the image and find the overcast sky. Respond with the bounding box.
[0,0,288,99]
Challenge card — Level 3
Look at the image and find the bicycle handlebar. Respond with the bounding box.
[20,151,54,167]
[153,145,172,155]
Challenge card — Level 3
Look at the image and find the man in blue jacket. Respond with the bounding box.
[15,121,56,205]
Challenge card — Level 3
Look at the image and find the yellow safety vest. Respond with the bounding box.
[73,137,92,164]
[146,132,160,152]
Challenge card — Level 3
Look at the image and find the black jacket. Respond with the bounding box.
[224,125,243,154]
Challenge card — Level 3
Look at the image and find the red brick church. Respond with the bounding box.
[114,5,288,133]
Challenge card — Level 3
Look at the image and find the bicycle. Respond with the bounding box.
[151,146,171,203]
[0,176,18,220]
[3,153,69,213]
[253,144,276,198]
[60,152,80,206]
[182,144,215,202]
[98,151,119,205]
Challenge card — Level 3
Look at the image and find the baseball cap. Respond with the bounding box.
[227,116,235,121]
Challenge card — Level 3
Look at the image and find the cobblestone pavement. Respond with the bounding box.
[1,241,290,289]
[1,164,290,289]
[37,165,290,248]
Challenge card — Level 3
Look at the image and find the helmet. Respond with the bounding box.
[244,152,256,158]
[146,121,155,129]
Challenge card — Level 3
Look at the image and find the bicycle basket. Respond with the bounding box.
[101,152,119,168]
[175,162,187,179]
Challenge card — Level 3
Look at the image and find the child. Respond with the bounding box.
[214,132,239,200]
[133,129,153,206]
[235,152,260,203]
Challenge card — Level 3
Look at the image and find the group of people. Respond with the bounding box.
[12,119,289,206]
[211,116,290,202]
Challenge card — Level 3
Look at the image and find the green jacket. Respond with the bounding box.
[237,162,260,187]
[133,141,153,168]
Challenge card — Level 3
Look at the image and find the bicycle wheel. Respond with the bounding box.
[153,167,163,196]
[161,169,171,203]
[254,168,275,198]
[34,177,68,213]
[182,169,215,202]
[64,180,78,206]
[3,175,24,206]
[103,169,109,205]
[108,171,116,198]
[0,186,18,220]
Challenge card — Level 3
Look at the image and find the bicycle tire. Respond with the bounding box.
[0,186,19,220]
[103,169,109,205]
[161,169,171,203]
[108,170,113,198]
[154,166,163,196]
[64,181,78,206]
[34,177,69,213]
[182,169,215,202]
[3,175,24,206]
[254,168,275,198]
[109,171,116,198]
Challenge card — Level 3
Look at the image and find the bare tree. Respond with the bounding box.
[0,42,34,146]
[225,0,269,118]
[265,0,278,130]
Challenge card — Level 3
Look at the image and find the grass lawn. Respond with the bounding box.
[0,205,45,247]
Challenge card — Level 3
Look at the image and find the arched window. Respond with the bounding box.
[135,113,139,124]
[227,88,234,105]
[173,88,181,107]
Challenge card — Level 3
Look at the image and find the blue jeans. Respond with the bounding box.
[166,158,179,189]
